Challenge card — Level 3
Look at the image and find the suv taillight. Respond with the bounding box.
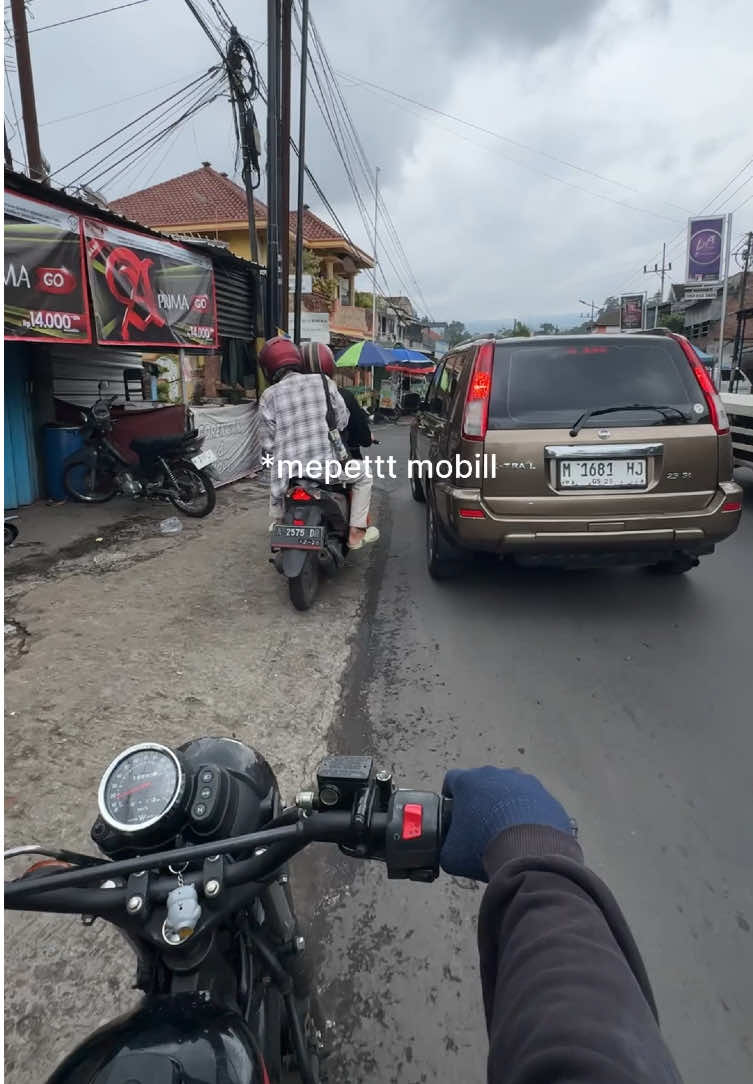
[462,342,494,441]
[671,333,729,435]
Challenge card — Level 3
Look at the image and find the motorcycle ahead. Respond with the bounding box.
[5,742,450,1083]
[270,479,350,611]
[63,395,216,518]
[270,441,380,612]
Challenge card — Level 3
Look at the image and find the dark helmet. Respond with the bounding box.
[258,336,302,381]
[300,341,336,378]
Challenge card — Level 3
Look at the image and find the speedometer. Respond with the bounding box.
[98,743,186,833]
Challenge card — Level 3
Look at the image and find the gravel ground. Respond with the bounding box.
[4,481,373,1082]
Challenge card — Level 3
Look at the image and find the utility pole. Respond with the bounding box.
[578,298,597,323]
[371,166,380,343]
[714,214,733,389]
[279,0,292,331]
[643,242,672,327]
[266,0,281,336]
[226,30,259,264]
[292,0,309,343]
[9,0,45,182]
[730,230,751,393]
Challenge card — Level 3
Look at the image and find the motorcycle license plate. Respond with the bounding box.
[191,449,216,470]
[270,524,324,550]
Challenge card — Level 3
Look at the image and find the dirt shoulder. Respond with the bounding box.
[4,482,372,1082]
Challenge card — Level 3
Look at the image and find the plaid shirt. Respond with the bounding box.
[259,371,349,500]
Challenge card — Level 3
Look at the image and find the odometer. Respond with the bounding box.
[98,744,185,833]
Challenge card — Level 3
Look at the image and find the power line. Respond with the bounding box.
[733,190,753,215]
[40,72,205,127]
[77,74,224,190]
[306,12,433,316]
[615,153,753,295]
[713,172,753,214]
[6,0,151,36]
[51,69,216,179]
[339,69,691,220]
[4,65,26,169]
[299,8,434,317]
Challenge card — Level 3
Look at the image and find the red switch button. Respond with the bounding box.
[401,802,423,840]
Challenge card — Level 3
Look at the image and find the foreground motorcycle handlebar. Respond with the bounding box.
[5,779,452,918]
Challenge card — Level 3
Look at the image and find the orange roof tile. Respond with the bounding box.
[110,164,372,263]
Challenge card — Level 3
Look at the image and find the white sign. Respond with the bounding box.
[192,402,260,486]
[288,274,313,294]
[289,311,330,344]
[684,285,718,301]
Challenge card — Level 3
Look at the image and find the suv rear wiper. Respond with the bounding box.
[569,403,688,438]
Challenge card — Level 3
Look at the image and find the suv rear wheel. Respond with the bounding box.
[426,493,464,579]
[410,470,425,503]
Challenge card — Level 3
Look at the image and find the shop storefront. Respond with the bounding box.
[4,170,261,507]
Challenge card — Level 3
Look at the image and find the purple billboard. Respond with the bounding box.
[686,216,724,281]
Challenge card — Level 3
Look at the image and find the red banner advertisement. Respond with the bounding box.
[4,189,92,344]
[83,219,218,348]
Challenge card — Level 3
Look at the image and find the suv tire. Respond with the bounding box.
[650,553,700,574]
[426,492,463,580]
[410,469,425,503]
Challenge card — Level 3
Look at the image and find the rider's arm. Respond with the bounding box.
[441,768,683,1084]
[259,388,275,455]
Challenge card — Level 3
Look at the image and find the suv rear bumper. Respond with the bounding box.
[438,480,743,554]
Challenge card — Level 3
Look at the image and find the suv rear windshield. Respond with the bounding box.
[488,338,708,430]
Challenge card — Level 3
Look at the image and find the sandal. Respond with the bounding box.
[349,525,380,550]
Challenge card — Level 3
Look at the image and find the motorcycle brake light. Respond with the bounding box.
[290,487,312,501]
[293,519,305,526]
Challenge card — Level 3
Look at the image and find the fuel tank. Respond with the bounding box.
[47,998,268,1084]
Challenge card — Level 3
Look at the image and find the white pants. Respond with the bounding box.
[270,460,373,529]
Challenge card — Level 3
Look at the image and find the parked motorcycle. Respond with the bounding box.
[62,395,216,518]
[4,515,19,546]
[5,742,450,1083]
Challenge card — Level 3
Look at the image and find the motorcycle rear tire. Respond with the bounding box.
[288,552,319,611]
[62,461,117,503]
[166,460,216,518]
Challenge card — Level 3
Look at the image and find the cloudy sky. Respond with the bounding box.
[5,0,753,324]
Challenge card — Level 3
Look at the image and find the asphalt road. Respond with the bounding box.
[304,423,753,1084]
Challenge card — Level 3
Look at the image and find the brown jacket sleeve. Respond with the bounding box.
[479,825,683,1084]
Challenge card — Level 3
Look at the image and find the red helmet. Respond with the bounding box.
[300,341,336,378]
[259,336,302,381]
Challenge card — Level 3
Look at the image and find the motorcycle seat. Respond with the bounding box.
[131,430,197,454]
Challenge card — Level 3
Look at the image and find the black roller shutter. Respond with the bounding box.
[213,263,259,341]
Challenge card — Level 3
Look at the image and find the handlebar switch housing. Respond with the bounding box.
[385,790,443,882]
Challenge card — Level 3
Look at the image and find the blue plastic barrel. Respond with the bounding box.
[43,424,84,501]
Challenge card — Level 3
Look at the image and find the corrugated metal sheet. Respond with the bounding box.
[214,264,257,341]
[50,346,144,406]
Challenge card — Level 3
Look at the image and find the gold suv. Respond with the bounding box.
[410,333,742,578]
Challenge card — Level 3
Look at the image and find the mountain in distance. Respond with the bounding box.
[465,313,586,333]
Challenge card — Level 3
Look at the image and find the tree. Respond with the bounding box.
[659,312,685,332]
[499,320,532,338]
[446,320,469,347]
